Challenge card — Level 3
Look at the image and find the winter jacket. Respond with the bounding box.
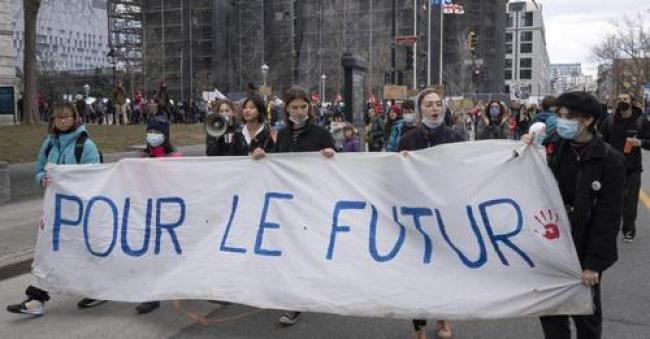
[275,121,335,153]
[342,137,360,152]
[397,124,465,151]
[546,135,625,272]
[534,111,554,124]
[475,119,509,140]
[600,106,650,173]
[34,125,100,185]
[366,117,385,151]
[386,120,417,152]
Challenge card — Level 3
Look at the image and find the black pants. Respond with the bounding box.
[25,285,50,303]
[540,279,602,339]
[622,171,641,236]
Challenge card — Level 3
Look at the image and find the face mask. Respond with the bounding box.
[147,133,165,147]
[403,113,416,123]
[617,102,631,112]
[489,107,500,120]
[290,116,308,126]
[421,117,443,129]
[556,118,579,140]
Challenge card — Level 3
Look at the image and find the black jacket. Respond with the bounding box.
[275,122,335,153]
[601,106,650,173]
[547,136,625,272]
[206,124,274,156]
[475,119,508,140]
[397,124,465,151]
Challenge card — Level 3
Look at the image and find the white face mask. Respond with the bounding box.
[403,113,416,124]
[421,117,443,129]
[147,133,165,147]
[290,116,308,126]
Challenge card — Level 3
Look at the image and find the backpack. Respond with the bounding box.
[44,131,104,164]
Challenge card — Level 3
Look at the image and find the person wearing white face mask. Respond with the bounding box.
[398,88,464,339]
[522,91,625,339]
[142,116,181,159]
[385,100,417,152]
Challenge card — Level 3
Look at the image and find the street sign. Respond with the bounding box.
[396,35,417,46]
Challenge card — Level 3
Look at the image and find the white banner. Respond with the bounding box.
[32,141,592,320]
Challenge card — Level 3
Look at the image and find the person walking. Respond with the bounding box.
[523,91,625,339]
[7,102,104,316]
[600,92,650,243]
[399,88,464,339]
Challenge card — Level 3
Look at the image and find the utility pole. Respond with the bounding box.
[391,0,396,84]
[413,0,417,89]
[189,0,193,101]
[439,2,444,86]
[161,0,165,78]
[427,0,432,87]
[368,0,373,94]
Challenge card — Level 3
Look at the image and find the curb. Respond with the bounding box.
[0,256,33,281]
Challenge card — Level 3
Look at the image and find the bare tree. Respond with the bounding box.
[22,0,41,124]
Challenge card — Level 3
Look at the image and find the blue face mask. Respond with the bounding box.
[556,118,579,140]
[489,107,500,119]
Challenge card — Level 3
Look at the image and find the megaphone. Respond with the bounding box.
[204,113,228,137]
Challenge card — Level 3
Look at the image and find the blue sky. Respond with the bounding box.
[541,0,649,75]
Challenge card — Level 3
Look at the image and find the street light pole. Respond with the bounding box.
[321,74,327,105]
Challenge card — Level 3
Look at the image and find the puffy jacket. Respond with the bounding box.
[275,122,335,153]
[475,119,508,140]
[398,124,465,151]
[547,135,625,272]
[386,120,418,152]
[34,125,100,185]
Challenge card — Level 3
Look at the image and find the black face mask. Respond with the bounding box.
[618,101,631,112]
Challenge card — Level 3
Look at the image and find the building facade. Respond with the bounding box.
[504,0,551,101]
[210,0,508,102]
[11,0,110,72]
[550,63,596,94]
[0,0,16,122]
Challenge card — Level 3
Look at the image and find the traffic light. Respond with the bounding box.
[468,31,478,55]
[472,68,481,83]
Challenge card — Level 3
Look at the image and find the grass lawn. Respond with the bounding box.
[0,124,205,164]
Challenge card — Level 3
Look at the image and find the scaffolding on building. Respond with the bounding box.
[108,0,144,95]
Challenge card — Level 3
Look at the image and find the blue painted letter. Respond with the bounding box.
[120,198,152,257]
[401,207,434,264]
[480,199,534,267]
[155,197,186,255]
[255,192,294,257]
[83,196,118,257]
[326,201,366,260]
[220,195,247,254]
[436,207,487,268]
[368,206,406,262]
[53,194,84,251]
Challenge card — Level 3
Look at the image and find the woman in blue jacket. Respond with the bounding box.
[7,102,103,316]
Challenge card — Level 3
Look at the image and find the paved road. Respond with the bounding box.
[0,149,648,338]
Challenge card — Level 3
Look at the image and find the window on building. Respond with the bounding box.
[505,32,512,42]
[521,31,533,42]
[520,43,532,53]
[506,44,513,54]
[520,69,532,80]
[505,59,512,69]
[520,58,532,68]
[505,70,512,80]
[507,14,513,28]
[522,12,534,26]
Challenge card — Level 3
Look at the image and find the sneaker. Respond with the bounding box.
[6,299,44,315]
[77,298,107,309]
[623,232,635,243]
[135,301,160,314]
[278,311,302,326]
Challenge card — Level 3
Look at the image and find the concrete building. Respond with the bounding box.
[504,0,551,101]
[11,0,110,72]
[550,64,596,94]
[142,0,216,101]
[212,0,508,101]
[0,0,17,123]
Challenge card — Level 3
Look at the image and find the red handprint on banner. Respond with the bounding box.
[534,209,560,240]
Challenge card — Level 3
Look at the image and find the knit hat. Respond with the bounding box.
[555,92,603,119]
[147,115,170,139]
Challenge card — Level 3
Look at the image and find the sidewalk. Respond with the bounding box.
[0,144,206,279]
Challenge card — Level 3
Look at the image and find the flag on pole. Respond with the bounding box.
[443,3,465,14]
[431,0,452,6]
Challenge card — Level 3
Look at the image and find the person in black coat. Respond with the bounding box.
[250,85,334,326]
[206,99,245,156]
[399,88,465,339]
[475,100,509,140]
[254,85,335,158]
[600,92,650,242]
[523,91,625,339]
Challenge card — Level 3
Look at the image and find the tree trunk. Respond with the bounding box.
[22,0,41,124]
